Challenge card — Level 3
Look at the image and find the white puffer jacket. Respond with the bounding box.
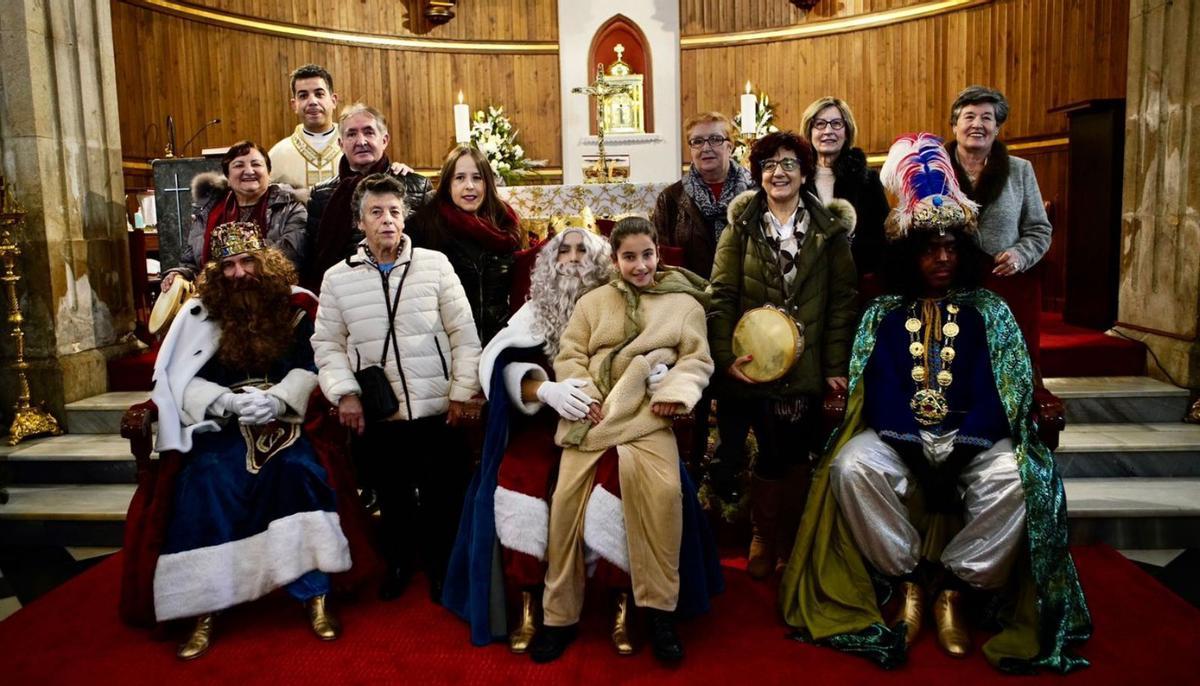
[312,238,482,420]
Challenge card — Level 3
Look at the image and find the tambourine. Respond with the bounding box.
[149,276,195,335]
[731,306,805,383]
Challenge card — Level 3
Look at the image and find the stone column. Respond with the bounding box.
[1114,0,1200,390]
[0,0,136,428]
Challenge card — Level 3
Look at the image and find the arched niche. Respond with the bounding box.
[587,15,654,134]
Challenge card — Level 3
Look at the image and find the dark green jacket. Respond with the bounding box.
[708,189,858,399]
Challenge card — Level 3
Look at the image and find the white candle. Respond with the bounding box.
[454,90,471,144]
[740,81,757,136]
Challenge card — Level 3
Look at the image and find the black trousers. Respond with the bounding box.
[713,396,818,481]
[358,414,470,581]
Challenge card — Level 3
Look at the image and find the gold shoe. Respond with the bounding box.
[306,594,341,641]
[177,614,214,660]
[889,581,924,649]
[509,591,538,654]
[932,589,971,657]
[611,592,635,655]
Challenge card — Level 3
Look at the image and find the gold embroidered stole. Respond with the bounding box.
[289,125,340,186]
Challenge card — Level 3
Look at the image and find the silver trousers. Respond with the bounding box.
[829,429,1026,589]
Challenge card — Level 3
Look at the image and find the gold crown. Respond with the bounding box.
[209,221,264,260]
[911,196,975,233]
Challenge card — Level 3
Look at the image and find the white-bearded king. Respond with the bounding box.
[442,228,723,654]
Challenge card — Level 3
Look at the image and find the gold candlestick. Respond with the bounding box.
[0,176,63,446]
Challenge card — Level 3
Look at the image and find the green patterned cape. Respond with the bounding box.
[778,289,1091,673]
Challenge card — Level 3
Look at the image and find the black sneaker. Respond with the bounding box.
[529,624,578,663]
[647,609,684,663]
[378,567,412,601]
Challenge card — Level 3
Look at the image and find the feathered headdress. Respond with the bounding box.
[879,132,978,240]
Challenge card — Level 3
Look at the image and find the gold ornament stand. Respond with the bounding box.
[0,176,63,446]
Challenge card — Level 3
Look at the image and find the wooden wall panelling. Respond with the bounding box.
[144,0,558,41]
[111,1,562,171]
[680,0,929,35]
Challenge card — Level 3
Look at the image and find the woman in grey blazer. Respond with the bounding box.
[944,85,1052,277]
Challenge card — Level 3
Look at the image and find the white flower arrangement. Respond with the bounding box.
[469,106,531,185]
[732,92,781,167]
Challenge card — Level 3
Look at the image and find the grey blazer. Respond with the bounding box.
[976,155,1052,271]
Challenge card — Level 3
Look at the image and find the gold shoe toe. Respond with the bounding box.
[611,592,635,655]
[933,589,971,658]
[306,595,341,641]
[889,581,924,649]
[509,591,538,654]
[177,614,214,661]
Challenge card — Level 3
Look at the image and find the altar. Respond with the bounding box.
[498,181,671,221]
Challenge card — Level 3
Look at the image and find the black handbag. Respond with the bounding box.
[353,261,412,422]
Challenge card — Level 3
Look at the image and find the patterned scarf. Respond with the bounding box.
[682,161,753,240]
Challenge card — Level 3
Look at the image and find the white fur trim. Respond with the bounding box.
[493,486,548,560]
[582,485,630,572]
[503,363,548,416]
[152,510,351,621]
[479,303,542,399]
[264,368,319,420]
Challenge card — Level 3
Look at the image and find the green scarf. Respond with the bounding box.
[562,266,710,446]
[778,288,1091,673]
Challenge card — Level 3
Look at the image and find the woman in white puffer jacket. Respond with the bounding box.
[311,173,482,603]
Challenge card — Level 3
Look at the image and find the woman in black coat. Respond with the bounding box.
[800,97,889,278]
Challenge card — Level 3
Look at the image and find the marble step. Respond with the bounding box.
[0,434,139,484]
[2,479,1196,550]
[1055,423,1200,478]
[1043,376,1191,424]
[1065,478,1200,549]
[0,484,133,547]
[63,391,149,434]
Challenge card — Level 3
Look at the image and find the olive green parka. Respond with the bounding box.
[708,189,858,399]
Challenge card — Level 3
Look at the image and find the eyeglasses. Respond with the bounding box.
[688,135,731,149]
[811,118,846,131]
[761,158,800,173]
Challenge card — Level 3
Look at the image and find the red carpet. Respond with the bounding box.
[1039,312,1145,378]
[1,546,1196,685]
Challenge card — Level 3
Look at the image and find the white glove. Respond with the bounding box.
[536,378,592,421]
[237,389,286,425]
[647,363,669,393]
[210,391,239,417]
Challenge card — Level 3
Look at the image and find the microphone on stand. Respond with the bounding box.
[180,118,222,157]
[164,115,177,158]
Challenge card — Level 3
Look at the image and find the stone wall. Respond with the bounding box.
[1115,0,1200,389]
[0,0,136,427]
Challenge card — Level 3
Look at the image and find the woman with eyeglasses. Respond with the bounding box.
[653,111,754,279]
[800,97,889,278]
[707,131,858,580]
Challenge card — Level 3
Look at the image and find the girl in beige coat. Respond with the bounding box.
[532,218,714,665]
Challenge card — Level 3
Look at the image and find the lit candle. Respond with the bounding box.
[740,81,757,136]
[454,91,471,144]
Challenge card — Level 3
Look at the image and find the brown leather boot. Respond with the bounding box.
[747,475,784,579]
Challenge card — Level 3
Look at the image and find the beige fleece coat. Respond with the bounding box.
[553,281,714,451]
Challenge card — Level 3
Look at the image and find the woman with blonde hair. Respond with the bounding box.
[800,97,889,277]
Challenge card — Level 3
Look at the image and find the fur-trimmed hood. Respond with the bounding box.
[190,172,297,207]
[727,188,857,238]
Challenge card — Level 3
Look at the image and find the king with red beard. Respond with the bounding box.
[146,222,352,660]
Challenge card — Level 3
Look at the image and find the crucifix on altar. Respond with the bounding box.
[571,61,635,184]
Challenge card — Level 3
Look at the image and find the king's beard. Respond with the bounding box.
[530,261,601,361]
[200,274,295,373]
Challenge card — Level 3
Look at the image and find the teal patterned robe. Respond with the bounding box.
[778,288,1091,673]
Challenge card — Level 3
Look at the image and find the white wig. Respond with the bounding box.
[528,229,614,360]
